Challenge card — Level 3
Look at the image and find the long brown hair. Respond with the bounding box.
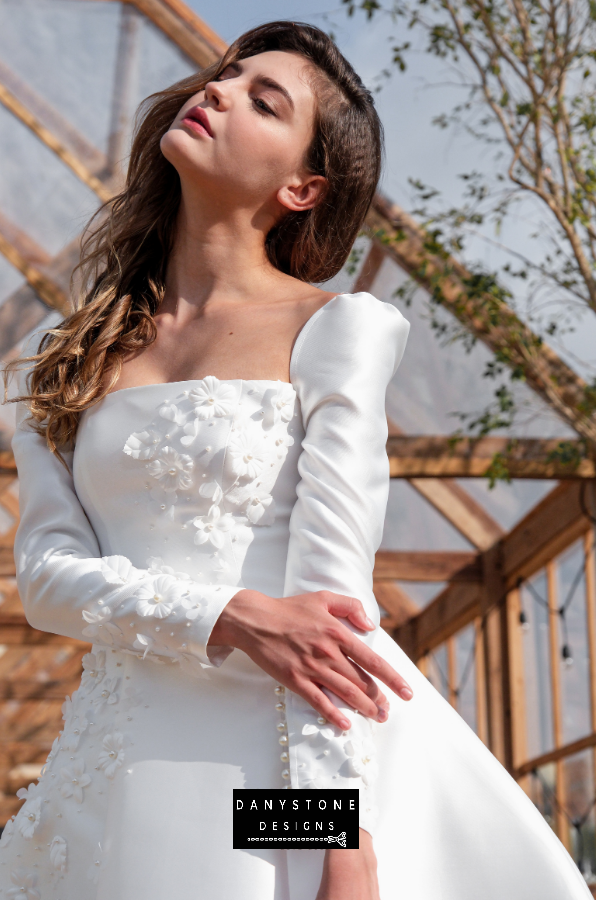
[7,21,383,454]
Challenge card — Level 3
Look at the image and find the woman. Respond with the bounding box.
[0,20,589,900]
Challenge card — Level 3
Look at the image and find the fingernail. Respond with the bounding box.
[376,707,388,722]
[340,717,351,729]
[399,687,413,700]
[364,616,375,629]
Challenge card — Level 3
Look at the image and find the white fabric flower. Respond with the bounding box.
[273,431,295,460]
[59,759,91,803]
[263,383,296,429]
[62,715,89,751]
[147,446,193,492]
[133,633,154,659]
[244,490,275,525]
[80,652,106,694]
[158,401,186,426]
[180,418,200,447]
[92,676,119,712]
[199,481,223,505]
[0,816,15,846]
[87,843,108,884]
[123,429,162,460]
[344,736,378,786]
[101,556,141,585]
[149,486,177,519]
[135,575,184,618]
[192,505,235,548]
[190,377,236,419]
[16,797,42,840]
[228,421,272,479]
[6,868,40,899]
[49,835,67,872]
[181,591,206,621]
[15,783,39,804]
[98,732,125,779]
[301,713,337,741]
[82,605,122,646]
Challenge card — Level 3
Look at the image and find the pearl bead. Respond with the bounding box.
[278,735,288,746]
[276,721,287,732]
[280,752,289,762]
[281,769,290,780]
[317,716,327,725]
[275,702,285,712]
[274,685,285,695]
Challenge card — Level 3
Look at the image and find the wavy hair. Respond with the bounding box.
[6,21,383,455]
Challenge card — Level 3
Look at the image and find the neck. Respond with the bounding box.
[162,185,285,322]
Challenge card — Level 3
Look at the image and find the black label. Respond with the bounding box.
[233,789,359,849]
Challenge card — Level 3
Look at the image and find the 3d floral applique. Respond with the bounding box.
[62,714,89,751]
[189,377,236,419]
[92,676,120,712]
[82,605,122,646]
[80,652,107,695]
[16,796,42,840]
[199,481,223,505]
[0,816,15,847]
[59,758,92,803]
[262,383,296,429]
[344,735,378,787]
[98,733,125,778]
[181,593,207,621]
[15,783,40,805]
[228,420,272,479]
[101,556,142,586]
[158,401,186,427]
[6,868,41,900]
[147,447,194,492]
[301,712,337,741]
[49,835,67,873]
[132,633,154,659]
[192,505,236,548]
[135,575,184,618]
[123,429,162,460]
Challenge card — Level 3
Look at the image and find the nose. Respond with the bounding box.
[204,79,228,110]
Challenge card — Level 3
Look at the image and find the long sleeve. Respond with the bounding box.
[280,292,410,837]
[12,385,242,674]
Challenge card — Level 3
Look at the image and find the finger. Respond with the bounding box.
[326,655,390,720]
[317,666,389,721]
[344,638,414,701]
[323,592,376,631]
[294,680,354,731]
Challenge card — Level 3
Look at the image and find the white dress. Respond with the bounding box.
[0,292,590,900]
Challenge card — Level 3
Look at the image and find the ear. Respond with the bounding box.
[276,174,327,213]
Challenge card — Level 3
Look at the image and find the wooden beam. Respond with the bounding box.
[395,581,484,659]
[107,4,142,174]
[0,616,88,648]
[374,550,481,582]
[387,420,504,551]
[0,80,112,203]
[0,59,109,178]
[0,680,81,701]
[366,194,596,444]
[352,240,385,293]
[0,231,70,316]
[388,435,595,479]
[130,0,226,67]
[374,582,419,629]
[0,209,50,268]
[516,731,596,778]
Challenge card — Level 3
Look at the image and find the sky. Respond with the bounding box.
[187,0,596,380]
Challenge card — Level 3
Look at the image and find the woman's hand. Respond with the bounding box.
[316,828,380,900]
[208,589,413,730]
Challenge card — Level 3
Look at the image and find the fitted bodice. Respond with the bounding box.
[73,377,305,599]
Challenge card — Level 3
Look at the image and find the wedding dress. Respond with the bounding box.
[0,292,590,900]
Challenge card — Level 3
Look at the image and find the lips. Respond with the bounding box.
[182,105,213,138]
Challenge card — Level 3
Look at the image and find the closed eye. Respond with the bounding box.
[253,97,275,116]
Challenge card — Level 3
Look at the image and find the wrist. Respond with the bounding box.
[208,589,273,651]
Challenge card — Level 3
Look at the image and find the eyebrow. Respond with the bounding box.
[227,61,295,112]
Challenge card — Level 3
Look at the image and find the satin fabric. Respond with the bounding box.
[0,292,590,899]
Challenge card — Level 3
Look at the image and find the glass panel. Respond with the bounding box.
[522,571,554,758]
[455,624,477,733]
[529,762,557,832]
[563,750,596,883]
[427,644,449,702]
[557,540,592,744]
[382,480,474,552]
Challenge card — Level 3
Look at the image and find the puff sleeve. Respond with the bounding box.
[280,293,410,837]
[11,365,241,673]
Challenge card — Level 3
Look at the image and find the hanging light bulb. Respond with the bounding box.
[562,644,574,667]
[519,610,530,631]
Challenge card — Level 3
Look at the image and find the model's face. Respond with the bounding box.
[161,50,325,217]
